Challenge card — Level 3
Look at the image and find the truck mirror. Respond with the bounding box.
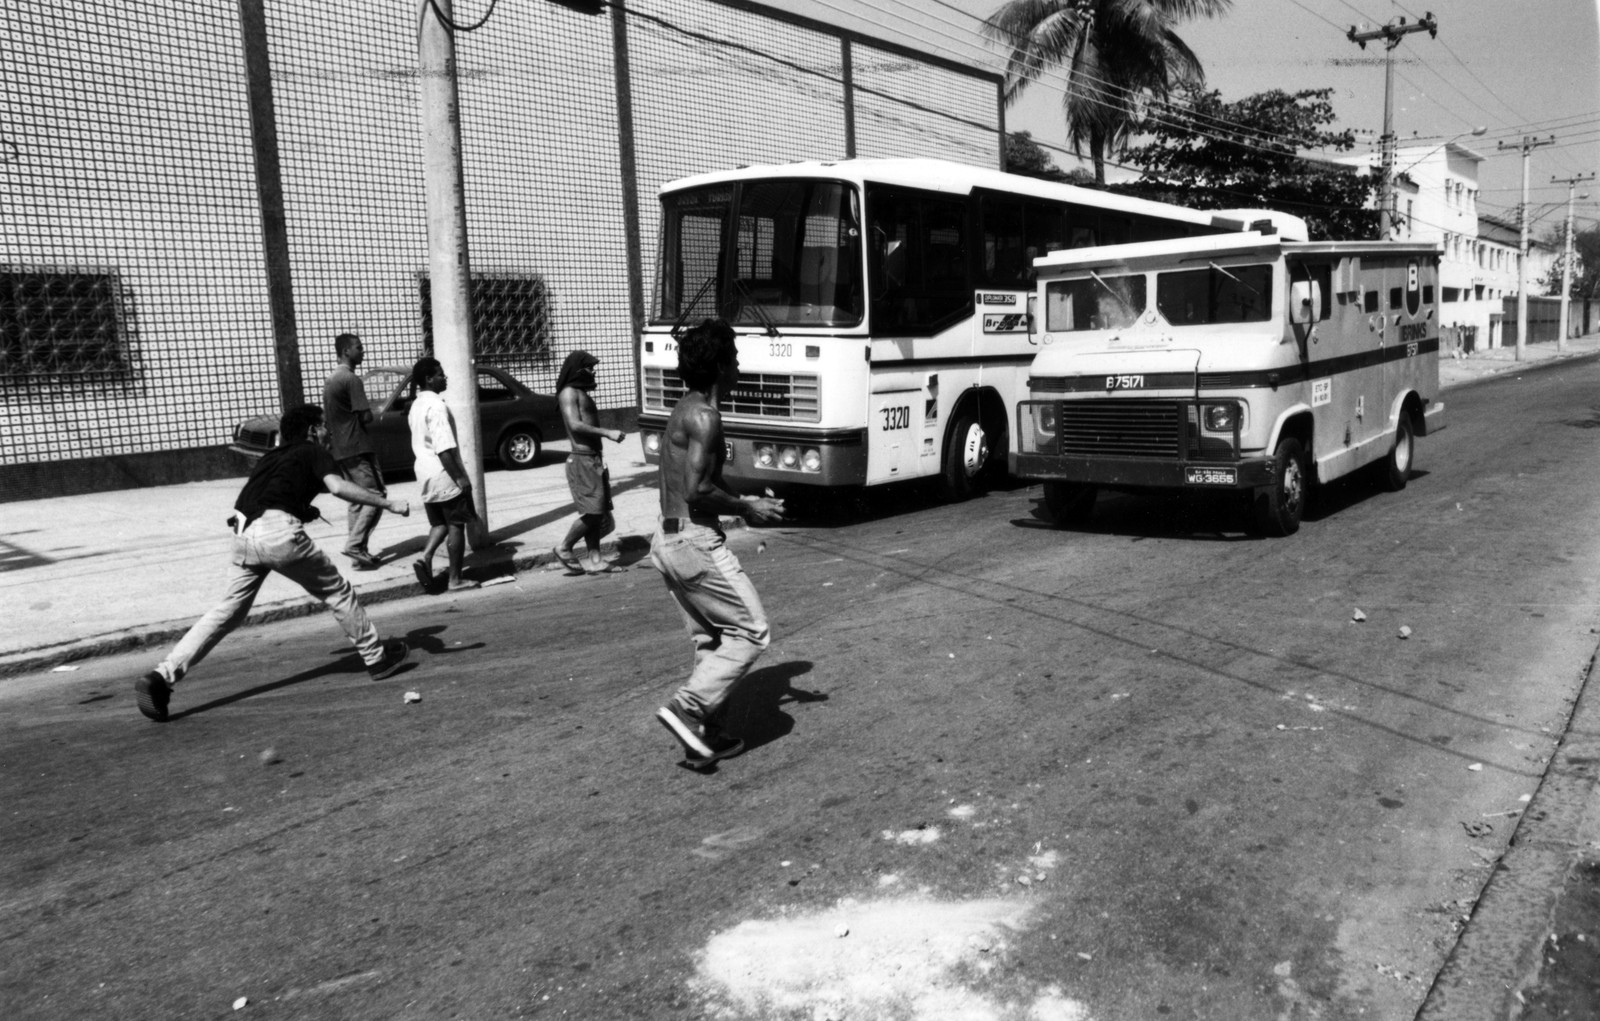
[1290,279,1321,324]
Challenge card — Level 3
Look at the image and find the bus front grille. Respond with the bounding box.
[644,367,819,422]
[1058,400,1181,458]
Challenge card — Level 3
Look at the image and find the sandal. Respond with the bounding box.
[552,546,584,572]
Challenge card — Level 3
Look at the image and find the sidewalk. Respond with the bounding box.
[0,437,671,678]
[3,334,1599,679]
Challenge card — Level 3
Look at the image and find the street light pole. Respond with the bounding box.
[1553,173,1595,352]
[1347,13,1438,239]
[1499,135,1555,361]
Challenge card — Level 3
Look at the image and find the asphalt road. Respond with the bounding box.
[6,360,1600,1020]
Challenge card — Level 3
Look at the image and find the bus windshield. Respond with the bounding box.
[655,180,864,328]
[1044,273,1146,331]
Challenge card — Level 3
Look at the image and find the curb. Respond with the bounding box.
[1416,638,1600,1019]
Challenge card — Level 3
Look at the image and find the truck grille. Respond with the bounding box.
[643,367,819,422]
[1058,399,1181,458]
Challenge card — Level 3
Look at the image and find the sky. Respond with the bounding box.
[784,0,1600,241]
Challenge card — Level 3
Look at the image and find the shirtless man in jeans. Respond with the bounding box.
[651,319,785,767]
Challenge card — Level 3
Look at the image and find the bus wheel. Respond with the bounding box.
[1253,437,1307,537]
[942,409,990,501]
[1043,482,1096,526]
[1382,414,1414,492]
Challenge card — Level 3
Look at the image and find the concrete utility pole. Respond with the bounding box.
[1499,135,1556,361]
[1553,173,1595,352]
[1347,12,1437,239]
[417,0,489,544]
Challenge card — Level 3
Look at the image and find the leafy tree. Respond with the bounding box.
[1113,84,1380,240]
[1003,131,1098,186]
[1540,223,1600,301]
[984,0,1231,186]
[1004,130,1066,179]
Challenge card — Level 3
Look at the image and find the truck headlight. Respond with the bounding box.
[643,432,661,455]
[1203,403,1241,432]
[755,444,776,468]
[801,448,822,472]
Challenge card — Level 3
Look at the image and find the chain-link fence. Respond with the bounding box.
[1,0,1001,498]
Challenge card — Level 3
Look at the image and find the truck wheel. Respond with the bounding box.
[497,427,542,470]
[1253,437,1307,537]
[1382,414,1414,492]
[941,408,990,501]
[1043,482,1096,526]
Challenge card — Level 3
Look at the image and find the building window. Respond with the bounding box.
[0,268,136,382]
[418,272,552,359]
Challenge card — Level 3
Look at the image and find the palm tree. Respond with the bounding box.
[983,0,1231,184]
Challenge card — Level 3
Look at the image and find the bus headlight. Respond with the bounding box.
[755,444,776,468]
[779,446,799,469]
[643,432,661,455]
[1203,403,1242,432]
[801,448,822,472]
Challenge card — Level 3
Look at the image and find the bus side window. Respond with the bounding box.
[977,193,1027,289]
[867,185,970,334]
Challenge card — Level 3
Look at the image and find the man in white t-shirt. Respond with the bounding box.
[407,356,479,592]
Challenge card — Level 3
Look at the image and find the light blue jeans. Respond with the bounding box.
[157,510,382,684]
[340,454,384,555]
[650,519,771,720]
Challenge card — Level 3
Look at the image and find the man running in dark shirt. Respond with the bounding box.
[133,404,413,722]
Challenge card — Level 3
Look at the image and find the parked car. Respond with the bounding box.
[229,365,563,473]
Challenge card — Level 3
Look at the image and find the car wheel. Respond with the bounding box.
[1382,413,1414,492]
[497,427,542,470]
[1252,436,1307,537]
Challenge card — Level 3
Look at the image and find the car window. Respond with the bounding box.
[362,370,409,413]
[477,371,515,403]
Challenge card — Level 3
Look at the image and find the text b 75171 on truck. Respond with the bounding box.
[1010,231,1444,536]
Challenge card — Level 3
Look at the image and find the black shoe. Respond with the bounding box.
[684,730,745,769]
[367,639,409,680]
[344,549,382,571]
[656,703,714,758]
[135,671,171,722]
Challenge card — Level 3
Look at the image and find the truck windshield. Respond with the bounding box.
[1044,273,1146,331]
[654,180,864,328]
[1155,263,1273,325]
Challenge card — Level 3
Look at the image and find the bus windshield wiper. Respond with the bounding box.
[1089,271,1136,317]
[672,276,717,338]
[733,277,780,337]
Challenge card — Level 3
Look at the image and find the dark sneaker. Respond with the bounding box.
[344,549,382,571]
[366,639,409,680]
[684,730,745,769]
[135,671,171,722]
[656,703,714,758]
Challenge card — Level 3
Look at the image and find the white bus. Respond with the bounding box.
[1011,232,1444,535]
[636,157,1303,501]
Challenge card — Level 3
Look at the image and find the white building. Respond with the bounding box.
[1342,142,1555,350]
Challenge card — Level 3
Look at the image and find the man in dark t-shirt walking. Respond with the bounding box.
[133,404,413,723]
[324,333,385,570]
